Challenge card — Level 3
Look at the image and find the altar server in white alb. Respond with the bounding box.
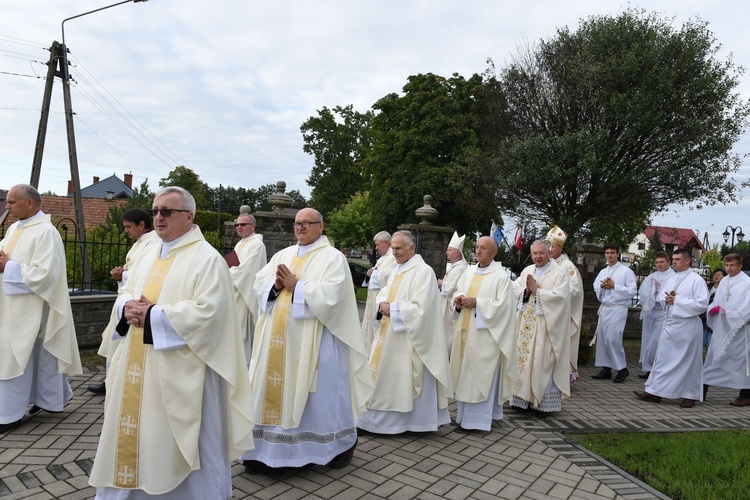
[510,239,571,417]
[450,236,517,432]
[89,187,255,498]
[636,251,674,379]
[89,208,159,395]
[545,226,584,382]
[357,230,453,434]
[229,212,267,364]
[591,244,637,383]
[242,208,372,473]
[0,184,82,434]
[633,248,708,408]
[361,231,397,351]
[703,253,750,407]
[438,231,468,352]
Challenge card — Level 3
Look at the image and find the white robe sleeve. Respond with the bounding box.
[2,260,32,295]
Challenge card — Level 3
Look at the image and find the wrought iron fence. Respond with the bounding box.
[1,222,235,291]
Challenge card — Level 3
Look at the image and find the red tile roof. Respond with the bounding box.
[1,195,128,231]
[644,225,705,252]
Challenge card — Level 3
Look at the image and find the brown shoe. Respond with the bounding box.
[730,397,750,407]
[633,390,661,403]
[680,399,695,408]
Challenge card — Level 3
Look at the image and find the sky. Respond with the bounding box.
[1,0,749,248]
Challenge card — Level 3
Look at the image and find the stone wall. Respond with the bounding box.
[70,293,117,349]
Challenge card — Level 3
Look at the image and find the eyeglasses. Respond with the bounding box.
[294,221,322,229]
[148,208,190,218]
[235,223,253,227]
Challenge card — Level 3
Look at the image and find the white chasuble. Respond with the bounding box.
[450,262,517,404]
[512,261,571,407]
[90,226,254,494]
[248,236,372,430]
[367,254,453,412]
[0,214,81,380]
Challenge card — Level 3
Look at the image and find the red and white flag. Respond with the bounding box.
[514,226,523,250]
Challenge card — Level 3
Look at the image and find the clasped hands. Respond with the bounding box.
[274,264,297,292]
[600,276,615,289]
[123,295,153,328]
[110,266,124,281]
[0,250,8,273]
[525,274,539,294]
[453,295,476,310]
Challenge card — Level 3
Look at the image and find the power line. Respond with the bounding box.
[74,114,149,178]
[0,33,47,49]
[0,70,41,79]
[68,54,188,167]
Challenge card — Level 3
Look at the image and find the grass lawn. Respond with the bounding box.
[569,430,750,499]
[355,287,368,302]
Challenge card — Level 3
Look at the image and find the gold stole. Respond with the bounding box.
[262,254,308,425]
[458,273,485,366]
[113,255,174,488]
[2,226,26,256]
[369,273,404,381]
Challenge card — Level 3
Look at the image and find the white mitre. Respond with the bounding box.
[448,231,466,252]
[545,225,567,247]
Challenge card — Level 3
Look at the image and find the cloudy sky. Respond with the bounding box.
[2,0,749,247]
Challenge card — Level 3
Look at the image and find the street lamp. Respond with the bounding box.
[722,225,745,250]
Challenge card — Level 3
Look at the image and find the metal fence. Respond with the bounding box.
[628,263,712,307]
[2,221,235,291]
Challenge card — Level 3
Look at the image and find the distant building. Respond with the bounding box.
[2,173,135,232]
[627,225,706,262]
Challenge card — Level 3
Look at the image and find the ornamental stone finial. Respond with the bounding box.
[415,194,439,225]
[267,181,293,213]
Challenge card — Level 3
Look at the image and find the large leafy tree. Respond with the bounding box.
[365,73,502,235]
[302,105,373,215]
[325,192,377,250]
[485,9,750,245]
[159,165,210,210]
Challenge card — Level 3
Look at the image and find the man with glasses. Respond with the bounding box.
[0,184,82,433]
[90,187,254,498]
[88,208,159,395]
[241,207,372,474]
[230,213,266,364]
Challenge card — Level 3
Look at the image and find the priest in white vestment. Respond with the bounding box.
[229,213,267,364]
[704,253,750,407]
[357,230,453,434]
[242,208,372,473]
[91,208,159,395]
[0,184,82,434]
[545,226,584,383]
[450,237,517,432]
[510,240,571,417]
[90,187,255,498]
[592,244,637,383]
[634,248,708,408]
[438,232,468,352]
[361,231,397,351]
[637,251,674,379]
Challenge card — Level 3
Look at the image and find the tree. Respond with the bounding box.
[484,9,750,244]
[365,73,502,235]
[325,192,377,250]
[302,105,373,215]
[159,166,210,210]
[104,179,154,231]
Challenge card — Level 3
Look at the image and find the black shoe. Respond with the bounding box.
[0,419,23,433]
[637,372,650,379]
[591,368,612,380]
[28,405,62,416]
[532,409,551,419]
[243,460,268,475]
[613,368,630,383]
[454,425,474,433]
[87,382,106,395]
[329,440,357,469]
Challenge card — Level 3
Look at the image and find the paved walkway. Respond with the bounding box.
[1,362,749,499]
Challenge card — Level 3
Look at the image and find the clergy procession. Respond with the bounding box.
[2,183,750,498]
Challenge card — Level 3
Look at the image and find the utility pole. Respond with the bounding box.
[30,40,91,288]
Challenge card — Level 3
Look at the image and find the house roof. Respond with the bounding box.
[644,225,706,252]
[71,174,133,199]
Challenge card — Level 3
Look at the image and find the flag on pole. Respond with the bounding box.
[514,226,523,250]
[490,220,504,247]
